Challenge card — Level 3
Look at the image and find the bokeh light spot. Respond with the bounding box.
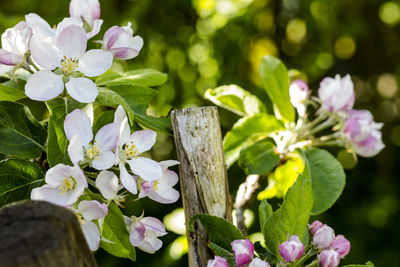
[334,35,356,59]
[316,53,333,70]
[377,73,397,99]
[286,18,307,44]
[379,1,400,26]
[164,208,186,235]
[390,125,400,146]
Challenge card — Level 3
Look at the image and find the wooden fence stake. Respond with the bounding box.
[171,106,232,267]
[0,200,97,267]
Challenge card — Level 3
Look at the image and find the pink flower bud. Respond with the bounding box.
[207,256,229,267]
[231,239,255,266]
[331,235,350,258]
[69,0,100,27]
[103,23,143,60]
[352,129,385,158]
[248,258,271,267]
[313,225,335,250]
[289,80,310,116]
[279,235,304,263]
[309,220,324,236]
[318,249,341,267]
[318,74,355,113]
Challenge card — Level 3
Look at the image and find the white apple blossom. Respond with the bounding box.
[96,170,126,205]
[72,200,108,251]
[31,164,87,206]
[113,106,162,194]
[124,214,167,254]
[0,21,32,75]
[139,160,180,204]
[102,22,143,60]
[64,109,119,170]
[24,22,113,103]
[318,74,355,113]
[69,0,101,28]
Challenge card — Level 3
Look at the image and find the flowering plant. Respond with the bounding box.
[0,0,177,261]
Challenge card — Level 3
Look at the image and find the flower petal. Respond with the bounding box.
[127,157,162,181]
[131,130,157,154]
[120,163,138,194]
[114,105,127,126]
[64,109,93,145]
[141,217,167,235]
[67,135,85,164]
[129,221,146,246]
[96,170,119,200]
[78,49,113,77]
[87,19,103,39]
[138,236,161,254]
[95,122,119,151]
[91,150,116,170]
[56,25,87,59]
[81,220,101,251]
[25,70,64,101]
[29,33,62,70]
[154,182,179,204]
[45,164,74,186]
[30,185,71,206]
[118,118,131,147]
[25,13,54,36]
[78,200,108,220]
[110,47,139,60]
[0,49,22,66]
[66,77,98,103]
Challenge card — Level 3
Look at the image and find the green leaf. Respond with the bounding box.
[0,159,44,207]
[303,148,346,215]
[96,69,168,87]
[95,88,135,125]
[189,214,244,251]
[205,84,267,116]
[259,56,294,122]
[0,82,26,101]
[238,139,279,175]
[259,200,273,236]
[253,242,277,264]
[100,202,136,261]
[262,173,313,255]
[343,262,374,267]
[107,84,172,134]
[208,243,236,267]
[0,101,46,158]
[224,114,283,167]
[92,110,115,133]
[46,98,85,167]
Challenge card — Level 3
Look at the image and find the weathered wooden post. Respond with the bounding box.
[171,106,232,267]
[0,200,97,267]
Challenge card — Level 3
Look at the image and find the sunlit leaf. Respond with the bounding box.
[96,69,168,87]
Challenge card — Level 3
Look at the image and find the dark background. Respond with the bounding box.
[1,0,399,266]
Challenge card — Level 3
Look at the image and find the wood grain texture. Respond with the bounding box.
[171,106,232,267]
[0,200,97,267]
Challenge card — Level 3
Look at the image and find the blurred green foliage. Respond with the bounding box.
[1,0,399,266]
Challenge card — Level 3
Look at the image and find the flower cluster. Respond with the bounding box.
[279,74,384,158]
[0,0,142,103]
[31,105,180,252]
[208,239,271,267]
[22,0,178,255]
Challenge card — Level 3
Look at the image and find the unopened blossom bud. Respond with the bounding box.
[279,235,304,263]
[207,256,229,267]
[231,239,255,266]
[103,23,143,60]
[313,225,335,250]
[309,220,324,236]
[318,249,341,267]
[318,74,355,113]
[352,129,384,158]
[289,80,310,116]
[248,258,271,267]
[69,0,100,27]
[331,235,351,258]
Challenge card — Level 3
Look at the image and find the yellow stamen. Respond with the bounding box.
[86,144,101,160]
[76,213,85,224]
[61,56,79,75]
[125,141,139,159]
[59,177,76,194]
[153,180,159,191]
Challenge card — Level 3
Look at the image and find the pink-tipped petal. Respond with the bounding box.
[78,200,108,220]
[0,49,22,66]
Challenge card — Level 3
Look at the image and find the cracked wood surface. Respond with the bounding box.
[171,106,232,267]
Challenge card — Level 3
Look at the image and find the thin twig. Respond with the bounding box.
[234,174,260,236]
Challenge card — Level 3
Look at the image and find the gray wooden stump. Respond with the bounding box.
[0,200,97,267]
[171,106,232,267]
